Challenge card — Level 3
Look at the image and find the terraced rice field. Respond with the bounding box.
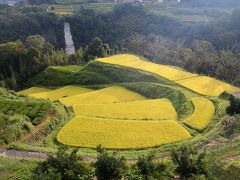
[29,86,93,101]
[98,54,240,96]
[59,86,146,106]
[57,116,191,149]
[184,97,215,131]
[18,87,51,95]
[73,99,177,121]
[177,76,240,97]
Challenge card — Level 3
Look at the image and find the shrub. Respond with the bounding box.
[95,148,127,180]
[136,153,173,179]
[227,95,240,115]
[32,148,94,180]
[222,115,240,138]
[171,146,208,179]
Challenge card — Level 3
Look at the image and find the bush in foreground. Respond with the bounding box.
[171,146,208,179]
[32,148,94,180]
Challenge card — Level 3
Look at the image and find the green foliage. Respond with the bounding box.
[84,37,110,61]
[0,91,52,125]
[136,153,173,179]
[26,61,165,87]
[171,146,208,179]
[227,95,240,115]
[221,161,240,180]
[0,158,38,180]
[0,113,33,144]
[33,148,94,180]
[95,148,127,180]
[0,35,66,89]
[222,115,240,138]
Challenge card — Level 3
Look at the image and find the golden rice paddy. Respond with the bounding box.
[59,86,146,107]
[98,54,240,96]
[29,86,93,101]
[73,99,177,121]
[177,76,240,96]
[18,87,51,95]
[184,97,215,131]
[57,116,191,149]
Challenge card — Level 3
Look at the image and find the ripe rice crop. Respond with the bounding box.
[57,116,191,149]
[73,99,177,121]
[98,54,196,81]
[59,86,146,107]
[184,97,215,131]
[29,86,93,101]
[176,76,240,96]
[18,87,51,95]
[98,54,240,96]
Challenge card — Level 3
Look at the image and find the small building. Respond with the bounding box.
[159,0,180,4]
[0,0,26,6]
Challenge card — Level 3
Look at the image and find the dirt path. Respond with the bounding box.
[0,148,97,162]
[0,148,48,160]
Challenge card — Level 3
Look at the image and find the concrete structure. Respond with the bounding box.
[64,22,75,55]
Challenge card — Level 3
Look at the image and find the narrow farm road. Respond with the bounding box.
[0,148,48,160]
[0,148,97,162]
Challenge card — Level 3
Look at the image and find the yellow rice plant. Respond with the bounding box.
[18,87,51,95]
[176,76,240,96]
[29,86,93,101]
[59,86,146,107]
[57,116,191,149]
[98,54,240,96]
[73,99,177,121]
[184,97,215,131]
[98,54,196,81]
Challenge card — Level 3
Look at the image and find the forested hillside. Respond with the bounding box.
[1,4,240,89]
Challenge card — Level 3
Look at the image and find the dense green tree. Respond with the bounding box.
[136,153,173,179]
[95,148,127,180]
[222,115,240,138]
[33,148,93,180]
[84,37,110,61]
[171,146,208,179]
[227,95,240,115]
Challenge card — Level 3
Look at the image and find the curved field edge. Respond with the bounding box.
[18,82,194,121]
[29,86,93,101]
[184,97,215,131]
[17,87,52,95]
[124,82,193,120]
[73,98,177,121]
[97,54,240,96]
[57,116,191,149]
[59,86,146,107]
